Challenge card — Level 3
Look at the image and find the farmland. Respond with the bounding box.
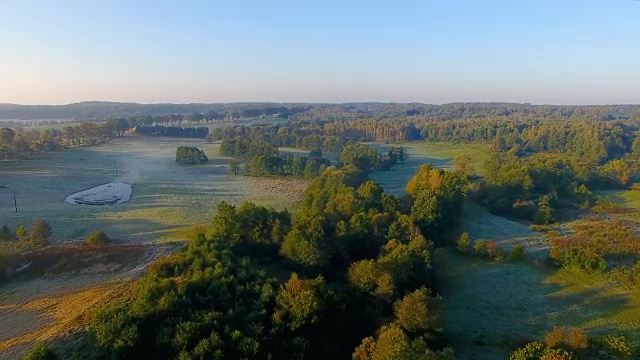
[0,136,307,243]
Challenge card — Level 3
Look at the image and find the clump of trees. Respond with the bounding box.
[220,137,330,178]
[175,146,209,164]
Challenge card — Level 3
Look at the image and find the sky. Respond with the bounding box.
[0,0,639,105]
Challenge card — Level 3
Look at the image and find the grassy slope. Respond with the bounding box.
[439,200,640,359]
[0,137,303,243]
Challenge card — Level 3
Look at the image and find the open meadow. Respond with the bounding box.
[369,141,490,195]
[0,136,307,243]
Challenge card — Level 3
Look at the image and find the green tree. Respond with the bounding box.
[228,160,241,176]
[0,128,15,145]
[393,287,440,333]
[273,273,325,331]
[454,153,474,177]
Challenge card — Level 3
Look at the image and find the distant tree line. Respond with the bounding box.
[135,125,209,138]
[0,122,116,160]
[3,101,639,123]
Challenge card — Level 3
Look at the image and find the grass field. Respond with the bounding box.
[0,136,307,243]
[595,189,640,210]
[369,142,490,195]
[437,249,640,360]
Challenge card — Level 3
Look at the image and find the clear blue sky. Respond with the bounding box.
[0,0,638,105]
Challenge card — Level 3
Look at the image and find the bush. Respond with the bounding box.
[493,248,506,261]
[511,245,525,261]
[29,220,52,245]
[0,225,12,241]
[86,231,110,246]
[456,232,470,253]
[21,343,58,360]
[16,225,27,238]
[601,335,634,357]
[486,239,498,257]
[473,239,486,255]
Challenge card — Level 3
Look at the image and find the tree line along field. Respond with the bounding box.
[0,136,307,243]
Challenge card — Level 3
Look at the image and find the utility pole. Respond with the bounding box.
[13,190,17,213]
[115,161,118,177]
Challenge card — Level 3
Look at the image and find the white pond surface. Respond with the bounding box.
[65,182,133,206]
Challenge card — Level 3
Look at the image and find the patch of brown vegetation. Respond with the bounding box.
[0,277,132,360]
[245,177,310,202]
[0,242,178,359]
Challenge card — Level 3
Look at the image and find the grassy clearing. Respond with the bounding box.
[0,136,305,243]
[595,189,640,211]
[369,142,490,196]
[460,201,548,259]
[436,249,640,360]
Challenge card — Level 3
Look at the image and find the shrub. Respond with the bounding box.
[511,245,525,261]
[544,327,588,350]
[29,220,52,245]
[456,232,470,253]
[16,225,27,238]
[486,239,498,257]
[0,225,12,241]
[564,328,588,350]
[493,248,506,261]
[21,343,58,360]
[544,327,567,348]
[601,335,634,357]
[86,231,110,246]
[473,239,486,255]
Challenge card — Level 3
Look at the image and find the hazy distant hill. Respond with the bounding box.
[0,101,639,121]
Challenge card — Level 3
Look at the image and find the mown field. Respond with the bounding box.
[0,136,307,243]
